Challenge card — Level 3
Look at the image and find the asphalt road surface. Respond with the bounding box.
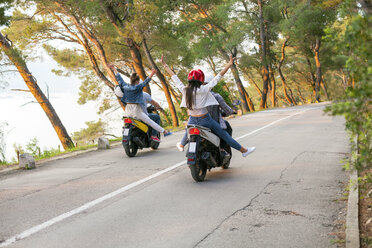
[0,103,349,248]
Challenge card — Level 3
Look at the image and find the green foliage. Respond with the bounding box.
[0,121,8,162]
[12,142,24,154]
[43,45,91,74]
[71,119,106,145]
[4,10,56,50]
[325,12,372,171]
[25,137,40,156]
[212,80,232,106]
[0,0,12,26]
[78,74,102,104]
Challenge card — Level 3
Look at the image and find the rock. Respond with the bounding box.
[19,153,35,169]
[98,136,110,149]
[367,188,372,198]
[366,218,372,226]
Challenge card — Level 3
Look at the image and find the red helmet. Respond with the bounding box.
[188,69,205,83]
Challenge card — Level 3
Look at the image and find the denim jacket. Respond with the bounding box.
[115,73,151,104]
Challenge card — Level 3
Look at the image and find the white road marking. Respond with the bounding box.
[0,109,311,247]
[235,109,310,141]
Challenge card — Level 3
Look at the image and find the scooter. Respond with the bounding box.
[186,124,232,182]
[122,106,160,157]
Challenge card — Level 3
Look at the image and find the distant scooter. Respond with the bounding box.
[122,105,160,157]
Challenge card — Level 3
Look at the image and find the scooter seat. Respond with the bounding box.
[187,124,220,147]
[123,116,149,133]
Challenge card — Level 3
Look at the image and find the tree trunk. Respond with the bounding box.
[231,63,255,112]
[314,39,329,100]
[320,80,329,100]
[246,73,262,95]
[313,39,323,102]
[0,32,74,149]
[51,10,126,111]
[97,0,151,95]
[218,48,254,112]
[258,0,270,109]
[206,56,218,75]
[306,57,317,102]
[278,39,295,105]
[142,39,179,127]
[126,38,151,94]
[55,2,118,86]
[169,87,182,104]
[268,65,276,107]
[296,85,306,103]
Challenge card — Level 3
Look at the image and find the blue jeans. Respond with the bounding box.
[148,113,161,136]
[185,114,241,151]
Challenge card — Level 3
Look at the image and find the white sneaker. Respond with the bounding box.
[176,142,184,152]
[242,147,256,157]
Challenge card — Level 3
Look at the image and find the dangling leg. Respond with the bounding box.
[200,115,255,157]
[133,105,164,133]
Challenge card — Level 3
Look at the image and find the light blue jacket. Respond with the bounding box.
[116,73,151,104]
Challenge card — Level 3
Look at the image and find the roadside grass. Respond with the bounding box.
[330,239,346,245]
[0,137,123,169]
[0,161,16,168]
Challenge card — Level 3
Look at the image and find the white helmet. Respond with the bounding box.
[114,85,124,97]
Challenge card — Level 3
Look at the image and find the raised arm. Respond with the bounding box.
[108,63,128,87]
[219,55,236,77]
[203,55,236,91]
[138,69,157,89]
[161,55,175,77]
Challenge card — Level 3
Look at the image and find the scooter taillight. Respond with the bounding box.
[189,128,200,135]
[124,118,132,124]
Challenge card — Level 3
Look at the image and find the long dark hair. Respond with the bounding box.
[185,80,202,110]
[130,73,140,85]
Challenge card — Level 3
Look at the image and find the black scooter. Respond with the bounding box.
[186,124,232,182]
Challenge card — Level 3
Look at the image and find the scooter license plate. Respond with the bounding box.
[123,128,130,136]
[189,142,196,153]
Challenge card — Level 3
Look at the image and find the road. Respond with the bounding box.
[0,104,349,248]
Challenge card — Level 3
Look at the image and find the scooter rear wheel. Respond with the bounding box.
[190,162,206,182]
[123,140,138,157]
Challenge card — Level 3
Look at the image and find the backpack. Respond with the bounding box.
[114,85,124,97]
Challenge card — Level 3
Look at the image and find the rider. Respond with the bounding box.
[161,55,255,157]
[109,64,171,140]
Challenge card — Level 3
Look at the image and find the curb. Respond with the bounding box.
[0,141,122,177]
[346,170,359,248]
[345,136,360,248]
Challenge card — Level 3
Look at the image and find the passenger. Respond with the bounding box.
[177,90,235,151]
